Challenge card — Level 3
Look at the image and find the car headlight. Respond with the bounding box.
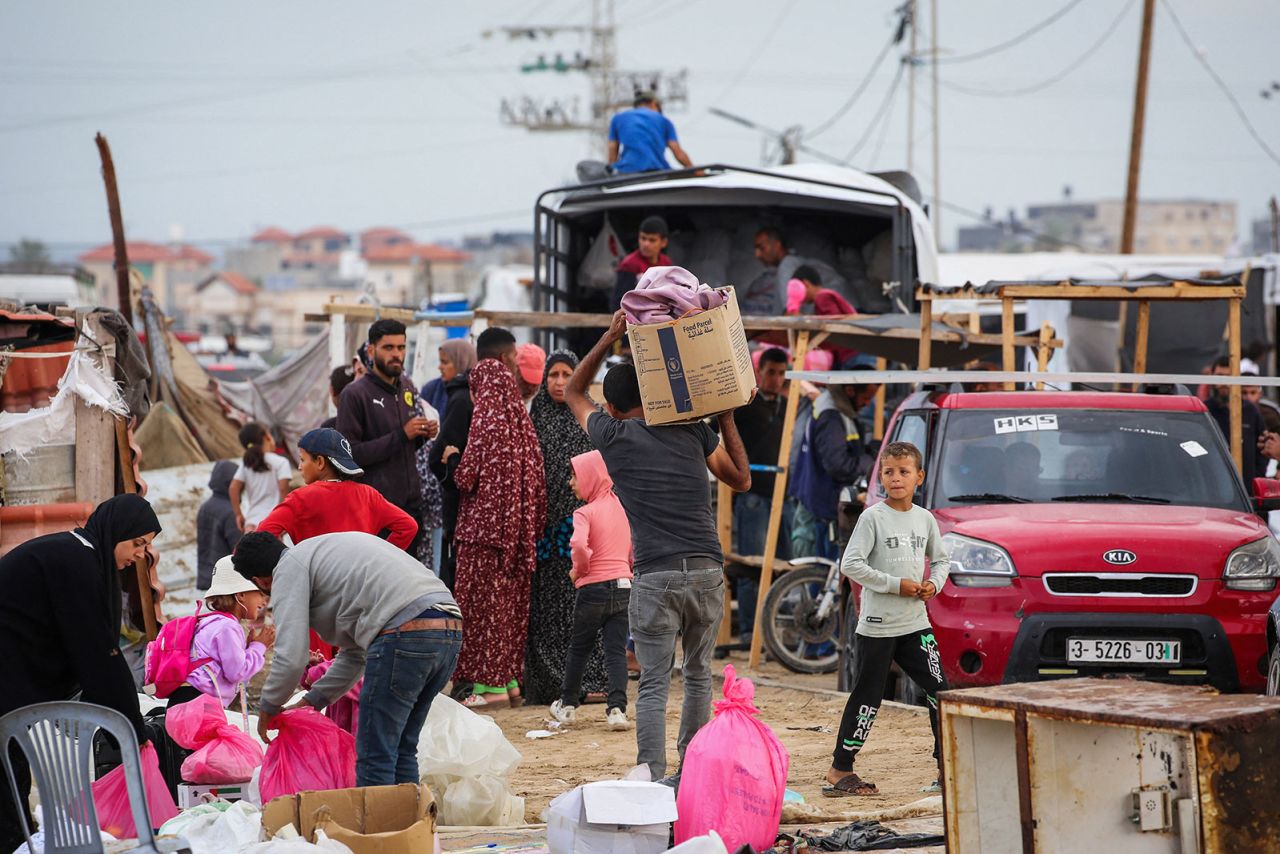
[943,533,1017,588]
[1223,537,1280,591]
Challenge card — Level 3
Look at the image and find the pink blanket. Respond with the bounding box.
[621,265,729,324]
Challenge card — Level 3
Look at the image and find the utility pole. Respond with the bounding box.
[1121,0,1157,254]
[930,0,940,241]
[1270,195,1278,252]
[493,0,687,158]
[906,0,917,172]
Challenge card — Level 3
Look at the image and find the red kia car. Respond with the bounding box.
[840,389,1280,694]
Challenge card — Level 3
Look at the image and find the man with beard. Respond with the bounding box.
[337,319,438,556]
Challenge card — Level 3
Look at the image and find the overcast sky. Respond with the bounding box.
[2,0,1277,257]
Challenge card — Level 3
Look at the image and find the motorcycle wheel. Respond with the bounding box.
[762,566,841,674]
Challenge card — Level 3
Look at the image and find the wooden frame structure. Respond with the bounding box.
[315,301,1060,671]
[917,278,1248,468]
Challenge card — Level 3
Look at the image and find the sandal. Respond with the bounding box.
[822,772,878,797]
[462,692,508,708]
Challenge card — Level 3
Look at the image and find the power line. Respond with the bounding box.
[933,0,1088,64]
[805,20,903,142]
[701,0,800,110]
[939,0,1135,98]
[1159,0,1280,168]
[843,57,907,163]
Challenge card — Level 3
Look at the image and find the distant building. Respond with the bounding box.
[461,231,534,268]
[193,271,261,334]
[0,265,96,307]
[78,241,214,323]
[361,227,471,305]
[1025,199,1236,254]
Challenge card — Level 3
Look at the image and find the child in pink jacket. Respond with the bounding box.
[550,450,634,731]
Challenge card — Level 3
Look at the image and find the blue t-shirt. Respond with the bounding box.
[608,108,677,173]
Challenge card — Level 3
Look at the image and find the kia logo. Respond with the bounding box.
[1103,549,1137,565]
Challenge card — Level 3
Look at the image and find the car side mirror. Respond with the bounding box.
[1252,478,1280,513]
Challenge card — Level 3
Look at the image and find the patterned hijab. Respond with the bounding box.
[530,350,595,525]
[454,359,547,554]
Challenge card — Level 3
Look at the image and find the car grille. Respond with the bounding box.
[1043,574,1196,597]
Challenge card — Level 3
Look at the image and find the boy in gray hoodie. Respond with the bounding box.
[195,460,241,591]
[825,441,950,797]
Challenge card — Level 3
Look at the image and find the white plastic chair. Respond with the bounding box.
[0,701,190,854]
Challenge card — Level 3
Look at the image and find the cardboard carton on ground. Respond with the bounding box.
[545,780,677,854]
[627,288,755,426]
[262,783,436,854]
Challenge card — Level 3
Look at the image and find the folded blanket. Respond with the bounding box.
[621,264,730,324]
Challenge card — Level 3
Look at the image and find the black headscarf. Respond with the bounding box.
[76,494,162,632]
[529,350,595,525]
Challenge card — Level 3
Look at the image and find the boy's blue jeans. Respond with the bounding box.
[356,620,462,786]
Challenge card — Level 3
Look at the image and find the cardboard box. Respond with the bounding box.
[176,781,249,808]
[262,783,436,854]
[545,780,677,854]
[627,288,755,426]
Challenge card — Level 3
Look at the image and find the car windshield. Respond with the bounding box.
[934,409,1248,511]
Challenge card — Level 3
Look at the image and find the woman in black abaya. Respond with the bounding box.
[0,494,162,850]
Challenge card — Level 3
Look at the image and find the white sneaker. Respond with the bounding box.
[606,707,633,731]
[550,700,577,724]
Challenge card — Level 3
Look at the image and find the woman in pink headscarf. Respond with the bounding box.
[445,359,547,706]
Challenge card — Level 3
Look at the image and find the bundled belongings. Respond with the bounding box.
[260,708,357,804]
[674,666,789,852]
[620,265,729,325]
[621,266,754,426]
[166,693,264,784]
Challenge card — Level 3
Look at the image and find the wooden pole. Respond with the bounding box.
[1120,0,1156,254]
[906,0,917,172]
[1133,299,1152,379]
[1229,296,1243,475]
[748,330,811,669]
[1035,323,1053,390]
[716,480,734,646]
[918,298,933,370]
[1001,297,1016,390]
[94,134,133,323]
[873,357,887,439]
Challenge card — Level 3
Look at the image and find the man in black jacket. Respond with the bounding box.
[337,319,438,555]
[428,326,520,590]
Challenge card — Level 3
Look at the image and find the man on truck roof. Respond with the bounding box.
[608,91,693,175]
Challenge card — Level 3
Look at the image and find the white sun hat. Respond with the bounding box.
[204,555,262,598]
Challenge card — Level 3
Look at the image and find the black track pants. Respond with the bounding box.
[833,628,946,773]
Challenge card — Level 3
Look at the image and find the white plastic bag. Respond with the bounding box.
[418,695,524,826]
[157,800,262,854]
[439,774,526,827]
[576,216,625,292]
[418,694,520,781]
[240,827,354,853]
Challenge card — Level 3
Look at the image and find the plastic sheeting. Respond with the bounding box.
[219,331,330,461]
[0,345,126,457]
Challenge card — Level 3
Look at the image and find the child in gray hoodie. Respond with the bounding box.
[824,441,950,797]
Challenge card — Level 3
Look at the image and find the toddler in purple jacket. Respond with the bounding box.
[179,556,274,709]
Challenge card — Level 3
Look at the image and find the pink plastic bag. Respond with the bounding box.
[259,707,357,803]
[674,665,790,851]
[166,694,264,783]
[91,742,179,838]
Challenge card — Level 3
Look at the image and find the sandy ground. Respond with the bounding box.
[470,663,938,825]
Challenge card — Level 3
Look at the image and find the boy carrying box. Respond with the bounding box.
[825,441,950,797]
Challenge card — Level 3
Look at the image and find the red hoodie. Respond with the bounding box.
[569,450,633,587]
[257,480,418,549]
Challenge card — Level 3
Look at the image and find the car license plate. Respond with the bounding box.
[1066,638,1181,665]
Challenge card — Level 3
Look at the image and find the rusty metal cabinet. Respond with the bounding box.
[940,678,1280,853]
